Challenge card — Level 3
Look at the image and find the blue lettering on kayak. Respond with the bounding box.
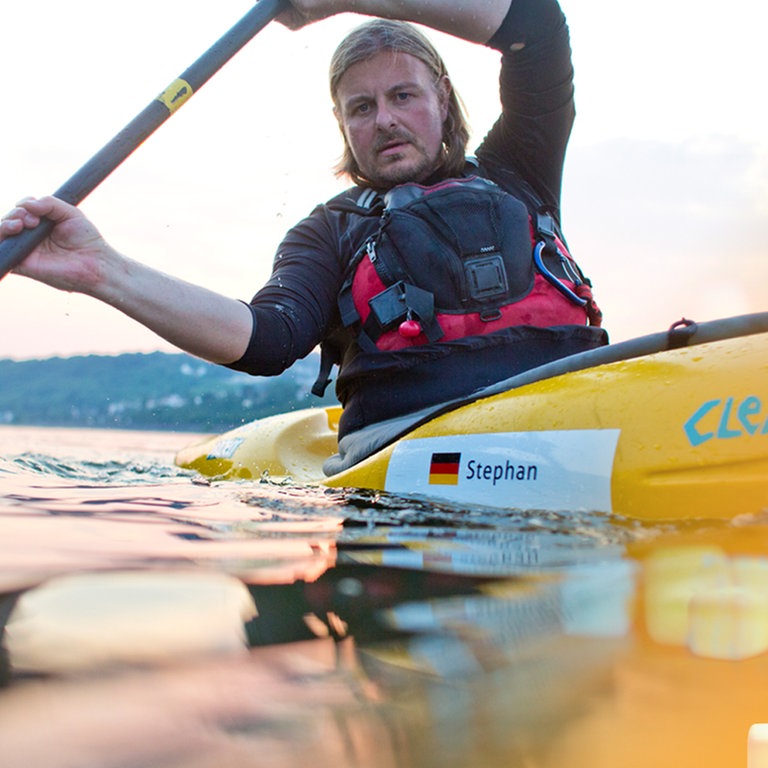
[684,395,768,447]
[465,459,538,485]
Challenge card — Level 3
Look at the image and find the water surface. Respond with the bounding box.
[1,425,766,767]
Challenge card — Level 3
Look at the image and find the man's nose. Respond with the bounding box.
[374,99,397,129]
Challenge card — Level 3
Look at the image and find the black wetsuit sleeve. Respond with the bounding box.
[479,0,575,213]
[225,206,346,376]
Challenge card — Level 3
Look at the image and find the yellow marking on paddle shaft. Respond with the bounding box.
[158,78,193,113]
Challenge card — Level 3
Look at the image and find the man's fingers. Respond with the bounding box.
[0,216,24,233]
[1,207,38,230]
[11,196,75,225]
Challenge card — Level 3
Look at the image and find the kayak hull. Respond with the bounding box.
[176,326,768,522]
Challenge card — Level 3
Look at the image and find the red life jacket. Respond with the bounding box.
[337,176,601,355]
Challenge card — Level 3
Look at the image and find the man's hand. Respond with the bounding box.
[0,197,112,295]
[277,0,349,30]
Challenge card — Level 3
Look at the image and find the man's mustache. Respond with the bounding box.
[374,131,417,152]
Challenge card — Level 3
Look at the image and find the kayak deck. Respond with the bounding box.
[176,317,768,522]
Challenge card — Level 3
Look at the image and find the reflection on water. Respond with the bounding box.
[0,425,767,767]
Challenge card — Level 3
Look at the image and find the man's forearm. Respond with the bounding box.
[96,255,254,366]
[284,0,512,43]
[350,0,511,41]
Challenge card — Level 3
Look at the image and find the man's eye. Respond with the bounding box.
[354,102,371,115]
[396,92,412,102]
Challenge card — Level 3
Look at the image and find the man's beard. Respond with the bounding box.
[360,132,445,190]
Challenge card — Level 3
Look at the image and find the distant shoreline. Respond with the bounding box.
[0,351,337,435]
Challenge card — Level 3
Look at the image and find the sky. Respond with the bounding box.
[1,0,766,361]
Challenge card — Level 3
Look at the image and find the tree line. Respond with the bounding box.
[0,352,339,433]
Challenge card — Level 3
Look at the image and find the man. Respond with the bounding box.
[0,0,605,464]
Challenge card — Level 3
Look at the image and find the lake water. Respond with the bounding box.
[1,424,767,767]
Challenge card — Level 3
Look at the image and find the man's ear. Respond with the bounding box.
[333,105,348,143]
[333,104,346,133]
[437,75,452,121]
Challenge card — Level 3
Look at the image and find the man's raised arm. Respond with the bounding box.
[279,0,513,44]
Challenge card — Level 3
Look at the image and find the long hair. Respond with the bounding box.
[329,19,470,187]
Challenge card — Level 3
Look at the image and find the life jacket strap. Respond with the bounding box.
[311,343,338,397]
[354,281,443,352]
[575,283,603,327]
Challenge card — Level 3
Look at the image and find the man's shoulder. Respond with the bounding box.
[315,159,540,214]
[322,162,483,212]
[323,186,384,215]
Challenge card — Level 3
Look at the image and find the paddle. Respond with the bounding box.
[0,0,288,281]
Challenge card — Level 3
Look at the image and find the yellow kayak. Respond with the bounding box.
[176,313,768,522]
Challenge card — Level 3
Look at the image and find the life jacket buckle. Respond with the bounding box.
[536,212,557,239]
[368,281,435,331]
[479,308,502,322]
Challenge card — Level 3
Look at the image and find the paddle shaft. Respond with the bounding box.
[0,0,287,280]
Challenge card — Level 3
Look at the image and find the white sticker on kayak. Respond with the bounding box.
[206,437,244,460]
[384,430,620,513]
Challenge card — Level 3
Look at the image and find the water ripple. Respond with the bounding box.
[2,452,194,485]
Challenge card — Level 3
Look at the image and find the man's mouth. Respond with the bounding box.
[377,139,410,157]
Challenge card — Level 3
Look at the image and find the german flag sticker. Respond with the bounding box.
[429,452,461,485]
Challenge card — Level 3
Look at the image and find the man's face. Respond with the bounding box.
[335,50,450,189]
